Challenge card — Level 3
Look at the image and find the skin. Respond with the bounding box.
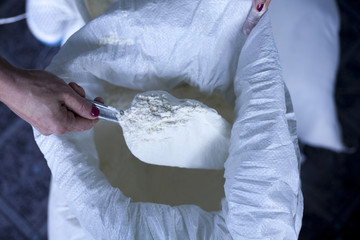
[243,0,272,35]
[0,57,103,136]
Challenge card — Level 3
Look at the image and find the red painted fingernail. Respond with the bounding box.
[257,3,264,12]
[91,104,99,117]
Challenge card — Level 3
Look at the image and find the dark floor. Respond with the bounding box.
[0,0,359,239]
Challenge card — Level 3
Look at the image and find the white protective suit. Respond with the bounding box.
[34,0,303,239]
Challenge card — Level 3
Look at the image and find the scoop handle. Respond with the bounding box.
[87,99,123,123]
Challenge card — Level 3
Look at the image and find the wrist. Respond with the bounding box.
[0,57,22,104]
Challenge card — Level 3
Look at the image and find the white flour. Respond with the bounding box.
[99,32,134,46]
[117,91,231,169]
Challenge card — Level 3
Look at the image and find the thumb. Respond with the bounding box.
[63,90,100,120]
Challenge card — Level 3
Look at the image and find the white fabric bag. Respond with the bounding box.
[36,0,303,239]
[270,0,344,151]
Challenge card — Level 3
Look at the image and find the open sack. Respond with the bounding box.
[34,0,303,239]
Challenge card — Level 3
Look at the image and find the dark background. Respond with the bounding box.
[0,0,359,239]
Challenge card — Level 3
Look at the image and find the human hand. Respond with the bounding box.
[0,58,103,135]
[243,0,271,35]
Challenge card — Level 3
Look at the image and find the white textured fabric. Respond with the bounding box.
[35,0,303,239]
[270,0,344,151]
[26,0,87,46]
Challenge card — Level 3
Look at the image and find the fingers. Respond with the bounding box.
[66,95,105,133]
[65,82,100,120]
[66,111,99,133]
[69,82,86,97]
[94,96,104,104]
[47,104,98,135]
[54,82,104,135]
[242,0,271,35]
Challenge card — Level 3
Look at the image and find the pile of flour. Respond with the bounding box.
[117,91,231,169]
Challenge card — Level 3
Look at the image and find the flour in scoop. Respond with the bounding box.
[117,91,231,169]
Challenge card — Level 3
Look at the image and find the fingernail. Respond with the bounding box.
[91,104,100,117]
[257,3,264,12]
[97,97,104,104]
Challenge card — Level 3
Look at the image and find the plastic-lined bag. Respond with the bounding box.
[270,0,344,151]
[36,0,303,239]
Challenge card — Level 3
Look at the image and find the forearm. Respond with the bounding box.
[0,57,21,105]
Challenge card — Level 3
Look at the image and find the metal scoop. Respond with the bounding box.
[87,99,124,124]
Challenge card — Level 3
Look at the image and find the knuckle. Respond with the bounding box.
[61,90,72,101]
[79,102,88,114]
[48,109,59,121]
[74,102,91,118]
[53,124,67,135]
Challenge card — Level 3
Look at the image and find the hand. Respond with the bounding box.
[0,57,103,136]
[243,0,271,35]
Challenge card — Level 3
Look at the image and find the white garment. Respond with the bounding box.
[36,0,303,239]
[26,0,88,46]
